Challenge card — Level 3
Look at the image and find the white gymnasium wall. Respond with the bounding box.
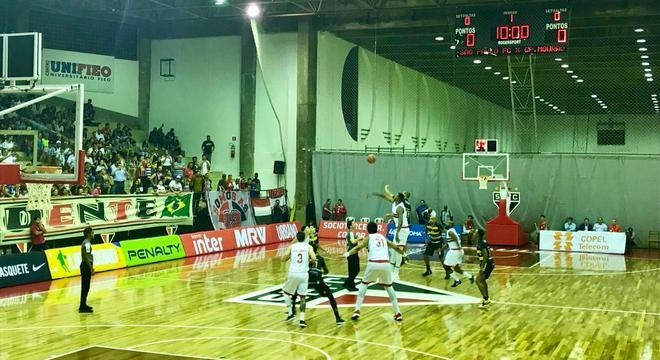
[149,37,242,174]
[537,114,660,154]
[254,33,298,196]
[316,32,513,153]
[41,48,139,117]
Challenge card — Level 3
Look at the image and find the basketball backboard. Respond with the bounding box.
[0,84,85,185]
[462,152,510,182]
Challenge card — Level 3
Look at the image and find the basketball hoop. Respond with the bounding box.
[478,175,490,190]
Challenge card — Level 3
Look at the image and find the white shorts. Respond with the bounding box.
[443,249,464,267]
[282,272,308,297]
[361,261,393,286]
[394,227,410,246]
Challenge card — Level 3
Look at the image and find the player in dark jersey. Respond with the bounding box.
[290,264,345,325]
[475,229,494,307]
[305,225,329,274]
[422,215,453,279]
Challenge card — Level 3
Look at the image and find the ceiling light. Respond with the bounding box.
[246,3,261,18]
[539,98,545,102]
[576,79,584,83]
[484,66,492,70]
[642,62,650,66]
[644,68,652,72]
[554,58,562,61]
[637,39,646,43]
[450,45,456,50]
[639,47,648,52]
[552,106,558,109]
[647,78,654,82]
[534,96,540,99]
[548,103,553,107]
[435,36,444,41]
[635,28,644,33]
[652,94,658,97]
[473,59,482,64]
[494,72,501,75]
[591,94,598,98]
[560,111,566,114]
[641,55,649,59]
[602,106,608,109]
[502,76,509,80]
[561,64,569,68]
[566,70,574,74]
[644,73,653,77]
[511,80,517,84]
[571,75,578,79]
[215,0,226,4]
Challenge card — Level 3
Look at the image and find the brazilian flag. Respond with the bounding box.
[162,194,192,217]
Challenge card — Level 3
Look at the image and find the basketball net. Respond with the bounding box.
[166,225,178,236]
[478,175,490,190]
[25,183,54,214]
[100,233,115,244]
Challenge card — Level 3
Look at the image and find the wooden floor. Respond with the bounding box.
[0,241,659,360]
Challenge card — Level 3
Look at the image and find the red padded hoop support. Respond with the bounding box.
[0,164,21,184]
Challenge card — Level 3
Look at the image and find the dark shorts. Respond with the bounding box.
[481,260,495,279]
[424,242,443,256]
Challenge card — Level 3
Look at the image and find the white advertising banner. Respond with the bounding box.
[42,48,115,93]
[539,251,627,272]
[539,230,626,255]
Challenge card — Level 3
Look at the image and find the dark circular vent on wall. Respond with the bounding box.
[341,46,359,142]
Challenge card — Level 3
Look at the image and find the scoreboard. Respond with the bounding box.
[454,3,570,57]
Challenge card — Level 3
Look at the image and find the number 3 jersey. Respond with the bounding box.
[367,233,390,261]
[289,242,310,274]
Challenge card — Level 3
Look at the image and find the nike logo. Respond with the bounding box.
[32,263,46,272]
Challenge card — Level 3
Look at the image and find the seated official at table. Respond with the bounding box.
[609,219,622,232]
[563,217,576,232]
[593,217,608,232]
[578,218,593,231]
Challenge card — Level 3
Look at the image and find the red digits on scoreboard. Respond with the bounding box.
[557,28,567,43]
[553,11,561,21]
[496,25,530,40]
[464,16,471,26]
[466,33,475,47]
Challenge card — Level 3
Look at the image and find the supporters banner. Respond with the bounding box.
[317,220,387,239]
[252,187,287,224]
[180,221,301,257]
[41,48,115,93]
[120,235,185,267]
[0,252,52,288]
[0,194,193,244]
[45,243,126,279]
[207,191,256,230]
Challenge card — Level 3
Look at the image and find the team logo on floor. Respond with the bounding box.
[224,275,480,308]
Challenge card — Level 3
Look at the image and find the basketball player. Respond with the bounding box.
[475,229,494,307]
[422,215,452,279]
[305,225,329,274]
[389,193,409,280]
[282,231,317,328]
[344,219,361,291]
[444,223,475,287]
[79,227,95,313]
[289,264,346,325]
[343,222,407,321]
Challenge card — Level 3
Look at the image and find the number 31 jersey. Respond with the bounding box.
[367,233,390,261]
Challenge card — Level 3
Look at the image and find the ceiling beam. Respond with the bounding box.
[147,0,207,20]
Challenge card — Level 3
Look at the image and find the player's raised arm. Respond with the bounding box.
[282,245,292,261]
[343,237,368,257]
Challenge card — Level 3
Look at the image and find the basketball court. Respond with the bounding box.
[1,242,659,359]
[1,1,659,359]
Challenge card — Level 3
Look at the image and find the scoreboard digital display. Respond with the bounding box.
[454,3,570,57]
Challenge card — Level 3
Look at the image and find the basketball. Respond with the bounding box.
[367,154,377,164]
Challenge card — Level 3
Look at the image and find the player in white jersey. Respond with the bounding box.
[443,223,475,287]
[388,193,410,280]
[282,231,317,328]
[343,222,407,321]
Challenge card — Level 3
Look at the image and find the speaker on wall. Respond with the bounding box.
[273,161,285,175]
